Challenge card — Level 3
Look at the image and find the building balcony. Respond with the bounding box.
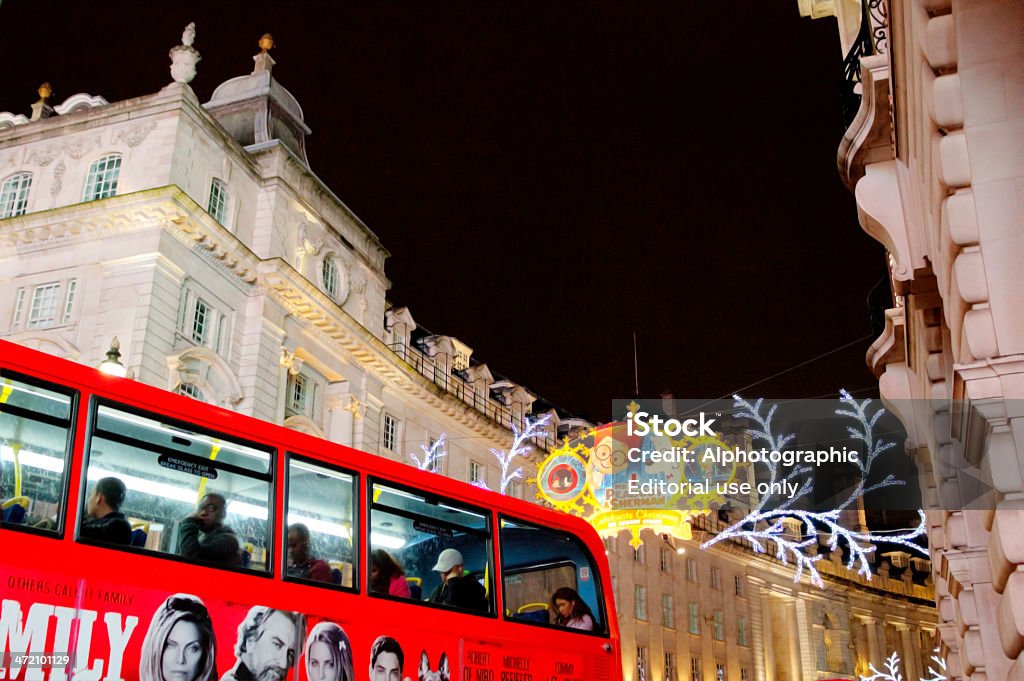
[387,341,556,451]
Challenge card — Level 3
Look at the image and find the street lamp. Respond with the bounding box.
[98,337,128,377]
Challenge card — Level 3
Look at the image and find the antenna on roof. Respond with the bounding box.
[633,330,640,397]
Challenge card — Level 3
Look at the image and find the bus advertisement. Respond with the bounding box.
[0,340,621,681]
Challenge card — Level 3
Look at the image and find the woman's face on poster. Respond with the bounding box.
[162,620,203,681]
[307,641,337,681]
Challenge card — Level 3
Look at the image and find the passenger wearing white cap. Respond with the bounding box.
[426,548,488,612]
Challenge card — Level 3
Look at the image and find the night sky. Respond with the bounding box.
[0,2,887,423]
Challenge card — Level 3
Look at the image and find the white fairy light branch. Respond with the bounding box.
[701,390,928,587]
[490,414,551,494]
[861,652,904,681]
[409,433,447,471]
[921,648,947,681]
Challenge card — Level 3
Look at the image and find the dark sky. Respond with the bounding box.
[0,2,887,423]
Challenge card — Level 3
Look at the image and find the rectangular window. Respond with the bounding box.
[507,480,520,499]
[662,594,674,628]
[611,576,619,610]
[633,544,645,563]
[288,373,308,413]
[716,663,726,681]
[382,414,397,451]
[469,460,484,486]
[689,602,700,635]
[0,375,75,537]
[192,298,211,344]
[371,481,492,615]
[660,547,671,572]
[208,179,229,225]
[741,670,749,681]
[634,585,647,620]
[27,282,60,328]
[735,574,744,597]
[711,566,722,590]
[176,382,203,400]
[636,647,649,681]
[286,456,356,589]
[82,403,273,569]
[691,657,702,681]
[738,616,748,646]
[687,558,698,582]
[427,438,443,473]
[713,610,724,641]
[61,279,77,324]
[665,653,677,681]
[11,287,25,330]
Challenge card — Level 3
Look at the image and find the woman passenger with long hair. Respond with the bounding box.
[370,548,412,598]
[304,622,354,681]
[551,586,595,631]
[140,593,218,681]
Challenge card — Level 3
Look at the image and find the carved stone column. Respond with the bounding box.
[785,599,801,681]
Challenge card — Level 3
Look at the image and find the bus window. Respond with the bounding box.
[285,455,356,588]
[0,375,74,533]
[369,480,493,615]
[82,403,274,571]
[499,517,606,634]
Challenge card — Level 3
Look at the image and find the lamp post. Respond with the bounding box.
[98,337,128,377]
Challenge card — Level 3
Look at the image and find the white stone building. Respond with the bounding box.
[0,36,560,496]
[798,0,1024,679]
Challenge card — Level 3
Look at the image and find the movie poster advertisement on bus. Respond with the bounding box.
[2,564,589,681]
[1,565,454,681]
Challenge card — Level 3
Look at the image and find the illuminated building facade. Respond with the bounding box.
[799,0,1024,678]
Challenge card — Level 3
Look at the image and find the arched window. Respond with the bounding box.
[175,382,206,401]
[208,178,229,225]
[322,255,339,298]
[83,154,122,201]
[0,173,32,218]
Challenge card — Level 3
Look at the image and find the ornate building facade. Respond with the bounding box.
[798,0,1024,679]
[0,24,941,681]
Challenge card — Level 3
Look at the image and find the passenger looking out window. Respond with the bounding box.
[370,549,411,598]
[287,523,332,583]
[80,476,132,545]
[177,493,240,566]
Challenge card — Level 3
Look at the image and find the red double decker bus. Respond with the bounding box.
[0,340,621,681]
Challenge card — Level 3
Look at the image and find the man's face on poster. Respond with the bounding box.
[243,611,296,681]
[371,651,401,681]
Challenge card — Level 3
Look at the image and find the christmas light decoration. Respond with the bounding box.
[861,652,903,681]
[859,649,946,681]
[409,433,447,471]
[700,390,928,587]
[490,414,551,494]
[921,648,947,681]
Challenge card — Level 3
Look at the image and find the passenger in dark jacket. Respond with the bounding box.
[80,476,132,545]
[427,548,488,612]
[177,493,240,565]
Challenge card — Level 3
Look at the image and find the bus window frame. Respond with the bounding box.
[498,513,611,637]
[282,451,360,593]
[0,368,77,540]
[367,475,497,618]
[75,396,277,578]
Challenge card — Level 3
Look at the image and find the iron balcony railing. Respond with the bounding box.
[387,341,557,452]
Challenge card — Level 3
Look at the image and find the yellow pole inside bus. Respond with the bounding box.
[0,380,20,497]
[196,441,221,502]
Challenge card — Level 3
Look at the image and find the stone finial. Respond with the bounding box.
[253,33,276,74]
[169,22,202,84]
[30,82,55,121]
